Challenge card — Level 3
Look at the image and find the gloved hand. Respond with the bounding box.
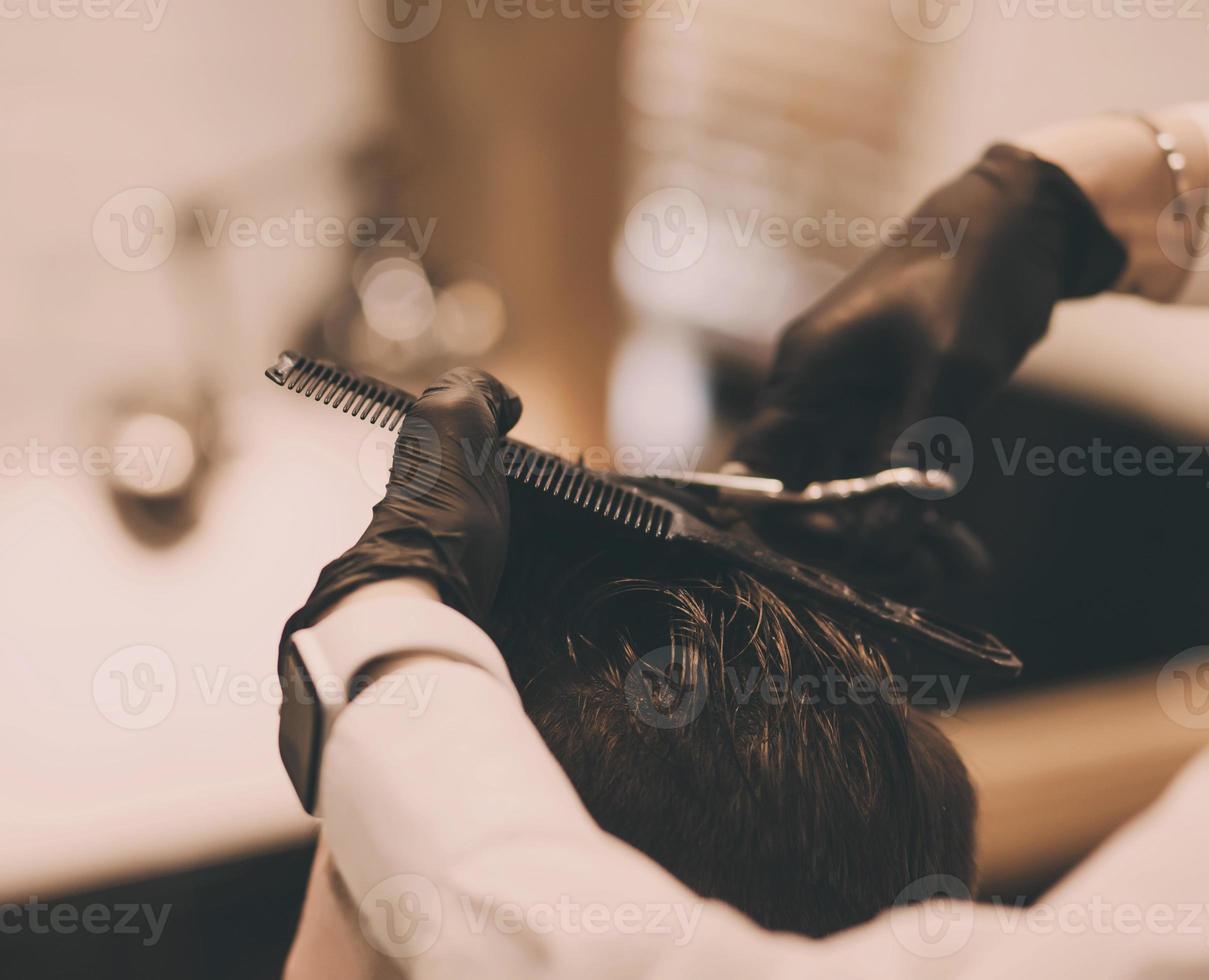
[729,144,1127,597]
[732,143,1127,488]
[281,368,523,644]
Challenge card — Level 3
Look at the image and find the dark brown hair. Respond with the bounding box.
[490,542,976,938]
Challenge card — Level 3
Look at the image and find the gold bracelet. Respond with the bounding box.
[1126,112,1209,289]
[1131,113,1190,202]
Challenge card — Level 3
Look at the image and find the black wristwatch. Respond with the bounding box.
[278,591,504,813]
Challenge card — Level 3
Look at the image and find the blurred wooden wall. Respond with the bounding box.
[382,4,626,450]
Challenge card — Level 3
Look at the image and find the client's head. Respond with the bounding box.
[489,536,976,938]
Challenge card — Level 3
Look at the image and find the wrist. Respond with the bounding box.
[324,577,440,623]
[1019,112,1209,301]
[326,579,443,690]
[1151,107,1209,192]
[279,586,510,813]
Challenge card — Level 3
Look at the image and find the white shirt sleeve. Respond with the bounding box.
[313,588,1209,979]
[1173,102,1209,306]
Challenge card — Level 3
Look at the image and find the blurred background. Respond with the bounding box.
[3,1,1208,975]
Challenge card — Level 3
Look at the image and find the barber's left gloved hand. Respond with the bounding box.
[280,367,523,646]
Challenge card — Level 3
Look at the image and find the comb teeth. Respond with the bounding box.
[500,444,673,539]
[266,352,673,540]
[271,352,413,430]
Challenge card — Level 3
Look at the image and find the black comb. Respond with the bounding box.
[265,351,675,539]
[266,350,1021,679]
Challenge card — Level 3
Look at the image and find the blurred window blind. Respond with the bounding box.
[615,0,926,342]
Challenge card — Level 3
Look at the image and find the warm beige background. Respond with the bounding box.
[2,0,1207,902]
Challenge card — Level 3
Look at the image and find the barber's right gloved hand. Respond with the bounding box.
[732,144,1127,488]
[280,367,523,648]
[729,144,1127,594]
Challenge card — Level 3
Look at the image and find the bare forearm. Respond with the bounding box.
[1019,105,1209,302]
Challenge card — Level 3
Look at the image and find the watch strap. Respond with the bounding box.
[279,592,509,812]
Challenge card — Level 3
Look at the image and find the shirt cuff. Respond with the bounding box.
[313,582,516,698]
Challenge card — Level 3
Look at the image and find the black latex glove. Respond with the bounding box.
[733,143,1127,487]
[731,145,1126,595]
[281,368,522,645]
